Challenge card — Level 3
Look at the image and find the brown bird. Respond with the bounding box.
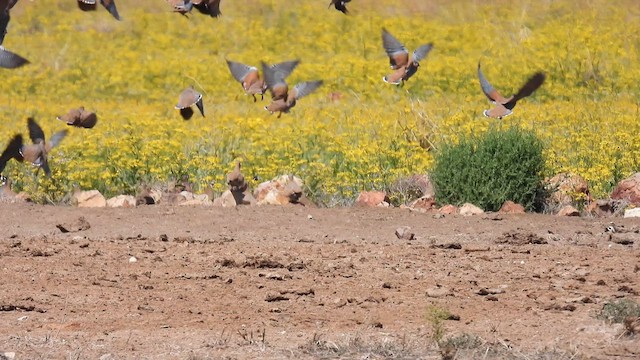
[77,0,121,20]
[57,107,98,129]
[192,0,221,17]
[382,28,433,85]
[226,59,300,102]
[0,118,68,177]
[328,0,350,14]
[226,162,247,192]
[0,0,29,69]
[175,86,204,120]
[478,62,546,119]
[262,61,323,118]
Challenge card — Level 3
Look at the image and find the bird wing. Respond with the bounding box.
[226,60,256,83]
[270,59,300,81]
[504,72,546,110]
[27,117,45,144]
[382,28,409,69]
[411,43,433,64]
[0,134,23,173]
[261,61,289,100]
[477,62,508,104]
[208,0,221,17]
[0,47,28,69]
[291,80,323,101]
[45,130,68,152]
[100,0,120,20]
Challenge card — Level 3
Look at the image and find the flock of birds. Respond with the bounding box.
[0,0,546,187]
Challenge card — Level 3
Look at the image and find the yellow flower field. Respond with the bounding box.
[0,0,639,204]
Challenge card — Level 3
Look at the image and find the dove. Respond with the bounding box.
[175,86,205,120]
[328,0,350,14]
[0,0,29,69]
[226,59,300,102]
[478,62,546,119]
[77,0,121,21]
[381,28,433,85]
[192,0,221,17]
[57,107,98,129]
[261,61,323,118]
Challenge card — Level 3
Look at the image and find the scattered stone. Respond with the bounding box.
[382,282,393,289]
[624,316,640,335]
[265,294,289,302]
[72,190,106,208]
[213,189,256,207]
[129,256,138,263]
[499,201,526,214]
[395,226,415,240]
[106,195,137,208]
[159,234,169,242]
[307,214,313,220]
[486,295,499,301]
[460,203,484,216]
[557,205,580,217]
[433,242,462,250]
[432,213,445,219]
[426,286,451,298]
[136,187,162,205]
[355,191,389,207]
[255,175,305,205]
[624,208,640,218]
[1,353,15,360]
[438,204,458,214]
[546,172,589,205]
[409,196,436,210]
[180,194,212,206]
[611,173,640,205]
[586,199,628,217]
[56,216,91,233]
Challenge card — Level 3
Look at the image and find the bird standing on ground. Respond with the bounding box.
[381,28,433,85]
[328,0,351,14]
[261,61,323,118]
[175,86,205,120]
[77,0,121,20]
[478,62,546,119]
[0,0,29,69]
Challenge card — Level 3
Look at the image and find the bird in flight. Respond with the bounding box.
[382,28,433,85]
[0,0,29,69]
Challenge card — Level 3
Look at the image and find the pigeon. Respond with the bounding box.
[381,28,433,85]
[57,107,98,129]
[175,86,204,120]
[226,59,300,102]
[262,61,323,118]
[77,0,121,21]
[0,0,29,69]
[328,0,351,14]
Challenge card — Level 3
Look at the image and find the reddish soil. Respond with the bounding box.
[0,203,639,359]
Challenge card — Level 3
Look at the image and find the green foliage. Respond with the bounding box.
[598,299,640,324]
[431,126,546,212]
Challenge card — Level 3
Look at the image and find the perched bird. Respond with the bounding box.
[77,0,121,21]
[175,86,204,120]
[381,28,433,85]
[261,61,323,118]
[0,0,29,69]
[478,62,546,119]
[328,0,350,14]
[226,59,300,102]
[57,107,98,129]
[192,0,221,17]
[0,118,68,177]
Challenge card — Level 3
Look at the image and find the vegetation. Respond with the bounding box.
[598,299,640,324]
[431,126,546,211]
[1,0,639,205]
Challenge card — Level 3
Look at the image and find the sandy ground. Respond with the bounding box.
[0,203,639,359]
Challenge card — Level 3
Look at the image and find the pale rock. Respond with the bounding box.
[106,195,137,208]
[255,175,304,205]
[624,208,640,218]
[213,190,257,207]
[557,205,580,217]
[438,204,458,214]
[395,226,415,240]
[73,190,106,208]
[425,286,451,298]
[546,172,589,205]
[179,191,195,201]
[611,173,640,205]
[129,256,137,263]
[499,201,526,214]
[409,196,436,210]
[460,203,484,216]
[355,191,389,207]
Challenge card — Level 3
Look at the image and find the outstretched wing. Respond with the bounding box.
[27,117,45,144]
[226,59,255,83]
[477,62,508,104]
[411,43,433,64]
[270,59,300,81]
[504,72,546,110]
[0,134,23,173]
[261,61,289,100]
[0,47,28,69]
[291,80,323,101]
[382,28,409,69]
[100,0,121,20]
[45,130,68,152]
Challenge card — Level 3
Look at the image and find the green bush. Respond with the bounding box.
[431,126,546,212]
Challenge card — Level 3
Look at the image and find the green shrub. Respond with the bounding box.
[598,299,640,324]
[431,126,546,212]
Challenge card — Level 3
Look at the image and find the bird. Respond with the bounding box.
[226,162,247,192]
[226,59,300,102]
[328,0,351,14]
[57,107,98,129]
[77,0,121,21]
[478,62,546,119]
[261,61,323,118]
[0,118,68,177]
[381,28,433,85]
[0,0,29,69]
[175,86,204,120]
[192,0,221,17]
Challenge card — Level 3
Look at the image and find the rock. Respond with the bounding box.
[106,195,137,208]
[438,204,458,214]
[499,201,525,214]
[1,352,16,360]
[409,196,436,210]
[255,175,304,205]
[355,191,389,207]
[136,187,162,205]
[624,208,640,218]
[395,226,415,240]
[56,216,91,233]
[425,286,451,298]
[0,179,30,204]
[460,203,484,216]
[213,189,257,207]
[546,172,590,205]
[179,191,195,201]
[586,199,615,217]
[557,205,580,216]
[624,316,640,335]
[611,173,640,205]
[73,190,106,208]
[180,194,212,206]
[129,256,137,263]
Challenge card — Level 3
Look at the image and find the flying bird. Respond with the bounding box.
[175,86,204,120]
[57,107,98,129]
[226,59,300,102]
[77,0,121,21]
[261,61,323,118]
[478,62,546,119]
[0,118,68,177]
[381,28,433,85]
[0,0,29,69]
[328,0,351,14]
[193,0,221,17]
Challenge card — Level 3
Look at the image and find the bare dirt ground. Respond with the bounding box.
[0,203,639,359]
